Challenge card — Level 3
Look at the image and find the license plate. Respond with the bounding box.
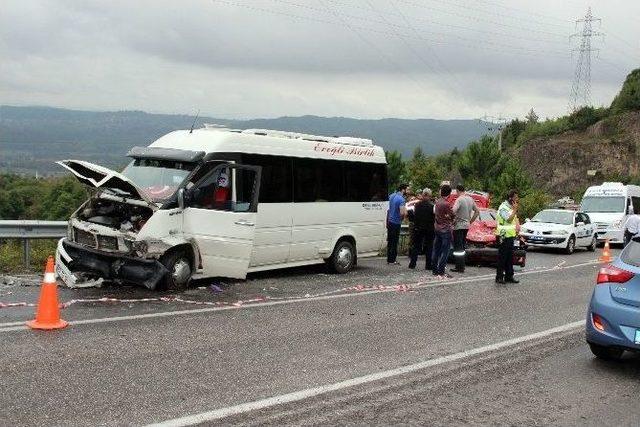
[532,236,543,241]
[635,330,640,345]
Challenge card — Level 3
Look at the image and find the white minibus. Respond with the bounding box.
[581,182,640,245]
[55,126,388,290]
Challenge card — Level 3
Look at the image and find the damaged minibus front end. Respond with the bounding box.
[55,149,203,290]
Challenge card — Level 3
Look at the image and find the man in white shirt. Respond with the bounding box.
[624,214,640,245]
[451,184,480,273]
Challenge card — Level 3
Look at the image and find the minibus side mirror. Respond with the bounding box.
[628,206,634,215]
[576,221,585,226]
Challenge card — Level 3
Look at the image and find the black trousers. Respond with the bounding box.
[453,229,468,272]
[496,236,515,280]
[409,228,434,269]
[387,222,402,263]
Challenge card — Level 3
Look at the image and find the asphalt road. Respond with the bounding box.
[1,247,638,426]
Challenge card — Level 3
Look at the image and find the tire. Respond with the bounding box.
[565,235,576,255]
[588,343,624,360]
[328,240,356,274]
[587,235,597,252]
[158,249,193,291]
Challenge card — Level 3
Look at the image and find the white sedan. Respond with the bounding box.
[520,209,597,254]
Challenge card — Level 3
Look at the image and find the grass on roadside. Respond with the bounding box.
[0,239,59,273]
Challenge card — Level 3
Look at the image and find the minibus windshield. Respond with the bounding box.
[122,159,195,202]
[581,196,625,213]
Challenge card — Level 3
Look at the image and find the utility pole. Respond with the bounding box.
[569,7,603,111]
[478,114,509,151]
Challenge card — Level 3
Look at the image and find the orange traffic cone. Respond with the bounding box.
[26,256,68,330]
[599,239,613,263]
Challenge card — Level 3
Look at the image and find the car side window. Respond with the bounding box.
[581,213,591,224]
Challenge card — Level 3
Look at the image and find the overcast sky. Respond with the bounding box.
[1,0,638,120]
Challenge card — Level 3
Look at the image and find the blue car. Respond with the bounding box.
[586,239,640,360]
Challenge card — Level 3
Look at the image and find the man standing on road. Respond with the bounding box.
[451,184,480,273]
[432,184,455,278]
[387,183,408,265]
[408,188,435,270]
[496,189,520,284]
[623,214,640,246]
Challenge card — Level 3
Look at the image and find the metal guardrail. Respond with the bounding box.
[0,220,67,269]
[0,220,409,269]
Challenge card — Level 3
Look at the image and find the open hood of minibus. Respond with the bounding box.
[57,160,157,207]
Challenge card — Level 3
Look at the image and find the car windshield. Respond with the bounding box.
[581,196,625,213]
[531,210,574,225]
[122,159,195,202]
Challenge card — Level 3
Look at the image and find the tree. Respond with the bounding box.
[406,157,444,193]
[491,159,532,202]
[385,150,405,193]
[525,108,539,124]
[610,68,640,113]
[456,135,504,191]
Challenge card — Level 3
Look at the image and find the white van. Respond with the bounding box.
[55,126,388,290]
[581,182,640,245]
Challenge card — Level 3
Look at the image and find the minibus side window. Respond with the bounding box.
[243,154,292,203]
[189,165,259,212]
[190,166,233,211]
[632,197,640,214]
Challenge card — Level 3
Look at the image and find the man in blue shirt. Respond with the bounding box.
[387,183,408,265]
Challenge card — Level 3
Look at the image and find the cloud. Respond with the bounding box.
[0,0,637,119]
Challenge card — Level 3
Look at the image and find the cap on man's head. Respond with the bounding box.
[421,188,432,197]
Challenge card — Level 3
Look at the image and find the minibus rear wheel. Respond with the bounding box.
[328,240,356,274]
[158,248,193,291]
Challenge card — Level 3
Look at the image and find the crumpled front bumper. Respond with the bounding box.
[465,246,527,267]
[55,238,168,289]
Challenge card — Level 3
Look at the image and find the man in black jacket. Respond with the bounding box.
[408,188,435,270]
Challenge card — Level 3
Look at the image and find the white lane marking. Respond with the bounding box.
[147,320,584,427]
[0,260,599,333]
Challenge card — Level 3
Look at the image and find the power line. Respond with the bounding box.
[388,0,463,89]
[396,0,569,38]
[472,0,570,25]
[218,0,571,59]
[317,0,460,115]
[569,7,604,111]
[361,0,462,97]
[327,0,568,45]
[419,0,569,30]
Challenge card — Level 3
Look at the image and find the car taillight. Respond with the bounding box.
[596,265,635,284]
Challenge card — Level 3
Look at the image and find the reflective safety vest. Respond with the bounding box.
[496,200,518,238]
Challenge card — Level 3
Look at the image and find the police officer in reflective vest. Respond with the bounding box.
[495,189,520,284]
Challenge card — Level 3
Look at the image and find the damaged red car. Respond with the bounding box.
[460,208,527,267]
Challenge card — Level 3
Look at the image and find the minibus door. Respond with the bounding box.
[182,164,261,279]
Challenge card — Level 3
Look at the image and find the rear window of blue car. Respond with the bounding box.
[620,239,640,267]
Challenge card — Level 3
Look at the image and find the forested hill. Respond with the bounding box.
[503,68,640,197]
[0,106,486,174]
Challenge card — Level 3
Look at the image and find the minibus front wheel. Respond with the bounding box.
[158,248,193,291]
[328,239,356,274]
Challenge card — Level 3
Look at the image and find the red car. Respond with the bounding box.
[462,208,527,267]
[407,190,526,267]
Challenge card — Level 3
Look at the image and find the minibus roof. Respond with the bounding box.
[148,127,387,164]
